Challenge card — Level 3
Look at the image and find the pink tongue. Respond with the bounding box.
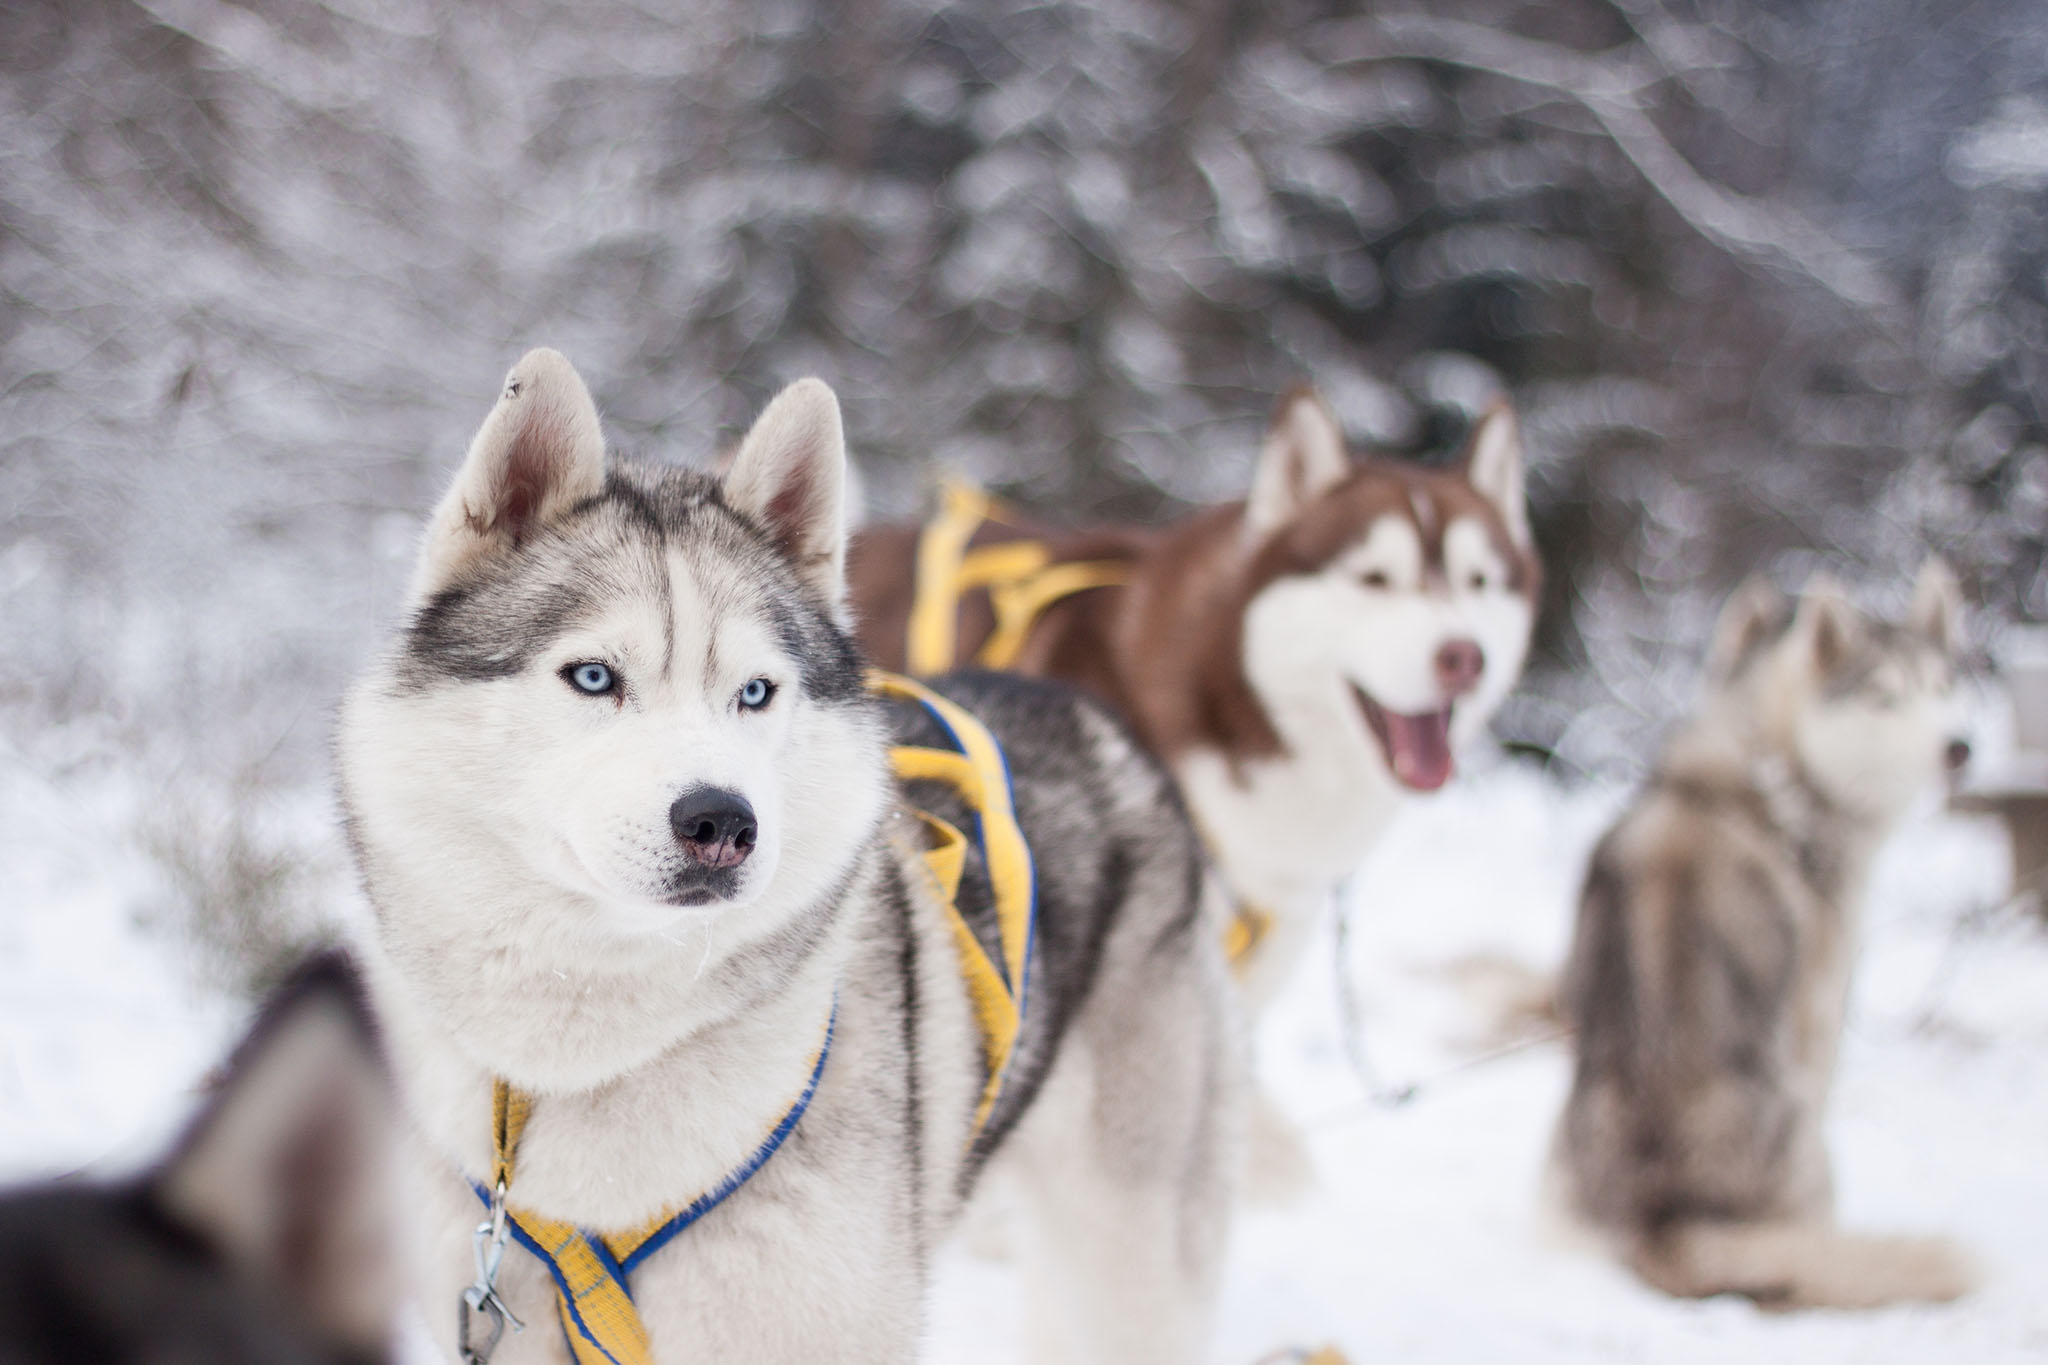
[1384,710,1454,791]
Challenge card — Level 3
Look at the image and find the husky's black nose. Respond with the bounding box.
[670,788,757,870]
[1946,738,1972,773]
[1435,638,1485,696]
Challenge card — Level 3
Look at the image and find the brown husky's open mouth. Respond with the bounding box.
[1349,683,1455,792]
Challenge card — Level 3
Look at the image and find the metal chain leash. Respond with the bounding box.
[458,1179,525,1365]
[1328,876,1571,1115]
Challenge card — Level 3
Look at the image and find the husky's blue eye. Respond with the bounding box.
[565,662,615,696]
[739,677,776,710]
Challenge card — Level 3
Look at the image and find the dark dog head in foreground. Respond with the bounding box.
[0,955,399,1364]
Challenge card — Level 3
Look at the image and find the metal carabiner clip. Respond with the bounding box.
[458,1181,525,1365]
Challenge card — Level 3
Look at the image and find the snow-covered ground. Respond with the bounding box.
[4,744,2044,1361]
[924,762,2048,1363]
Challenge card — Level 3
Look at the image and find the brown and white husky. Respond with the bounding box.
[847,390,1542,1015]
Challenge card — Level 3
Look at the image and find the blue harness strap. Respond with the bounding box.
[470,1001,835,1365]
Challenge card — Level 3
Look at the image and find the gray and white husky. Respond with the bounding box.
[1548,560,1977,1308]
[338,351,1237,1363]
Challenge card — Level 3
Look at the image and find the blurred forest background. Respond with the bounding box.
[3,0,2045,988]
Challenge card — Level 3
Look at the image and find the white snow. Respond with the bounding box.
[0,717,246,1181]
[939,761,2048,1362]
[4,751,2045,1361]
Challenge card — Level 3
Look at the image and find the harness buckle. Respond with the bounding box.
[458,1180,525,1365]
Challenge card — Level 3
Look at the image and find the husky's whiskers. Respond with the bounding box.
[340,351,1239,1364]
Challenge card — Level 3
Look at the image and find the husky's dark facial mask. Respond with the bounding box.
[333,351,1238,1362]
[346,354,885,962]
[0,955,399,1365]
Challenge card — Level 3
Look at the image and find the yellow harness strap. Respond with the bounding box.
[978,558,1134,670]
[871,669,1036,1137]
[1222,901,1275,972]
[489,1081,529,1197]
[907,480,1275,976]
[905,476,1131,676]
[907,480,992,676]
[1200,813,1277,973]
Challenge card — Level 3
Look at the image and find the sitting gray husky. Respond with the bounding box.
[0,955,400,1363]
[338,351,1236,1364]
[1549,561,1976,1308]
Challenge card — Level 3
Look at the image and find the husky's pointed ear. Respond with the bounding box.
[1461,400,1532,549]
[154,954,399,1353]
[1909,556,1962,656]
[1792,573,1859,674]
[722,378,848,604]
[1246,387,1348,538]
[413,348,607,599]
[1706,575,1788,681]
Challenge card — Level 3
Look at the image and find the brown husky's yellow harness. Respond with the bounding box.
[906,478,1134,676]
[457,670,1038,1365]
[905,477,1275,970]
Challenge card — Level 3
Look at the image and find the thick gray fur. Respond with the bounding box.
[1549,567,1976,1309]
[338,356,1237,1363]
